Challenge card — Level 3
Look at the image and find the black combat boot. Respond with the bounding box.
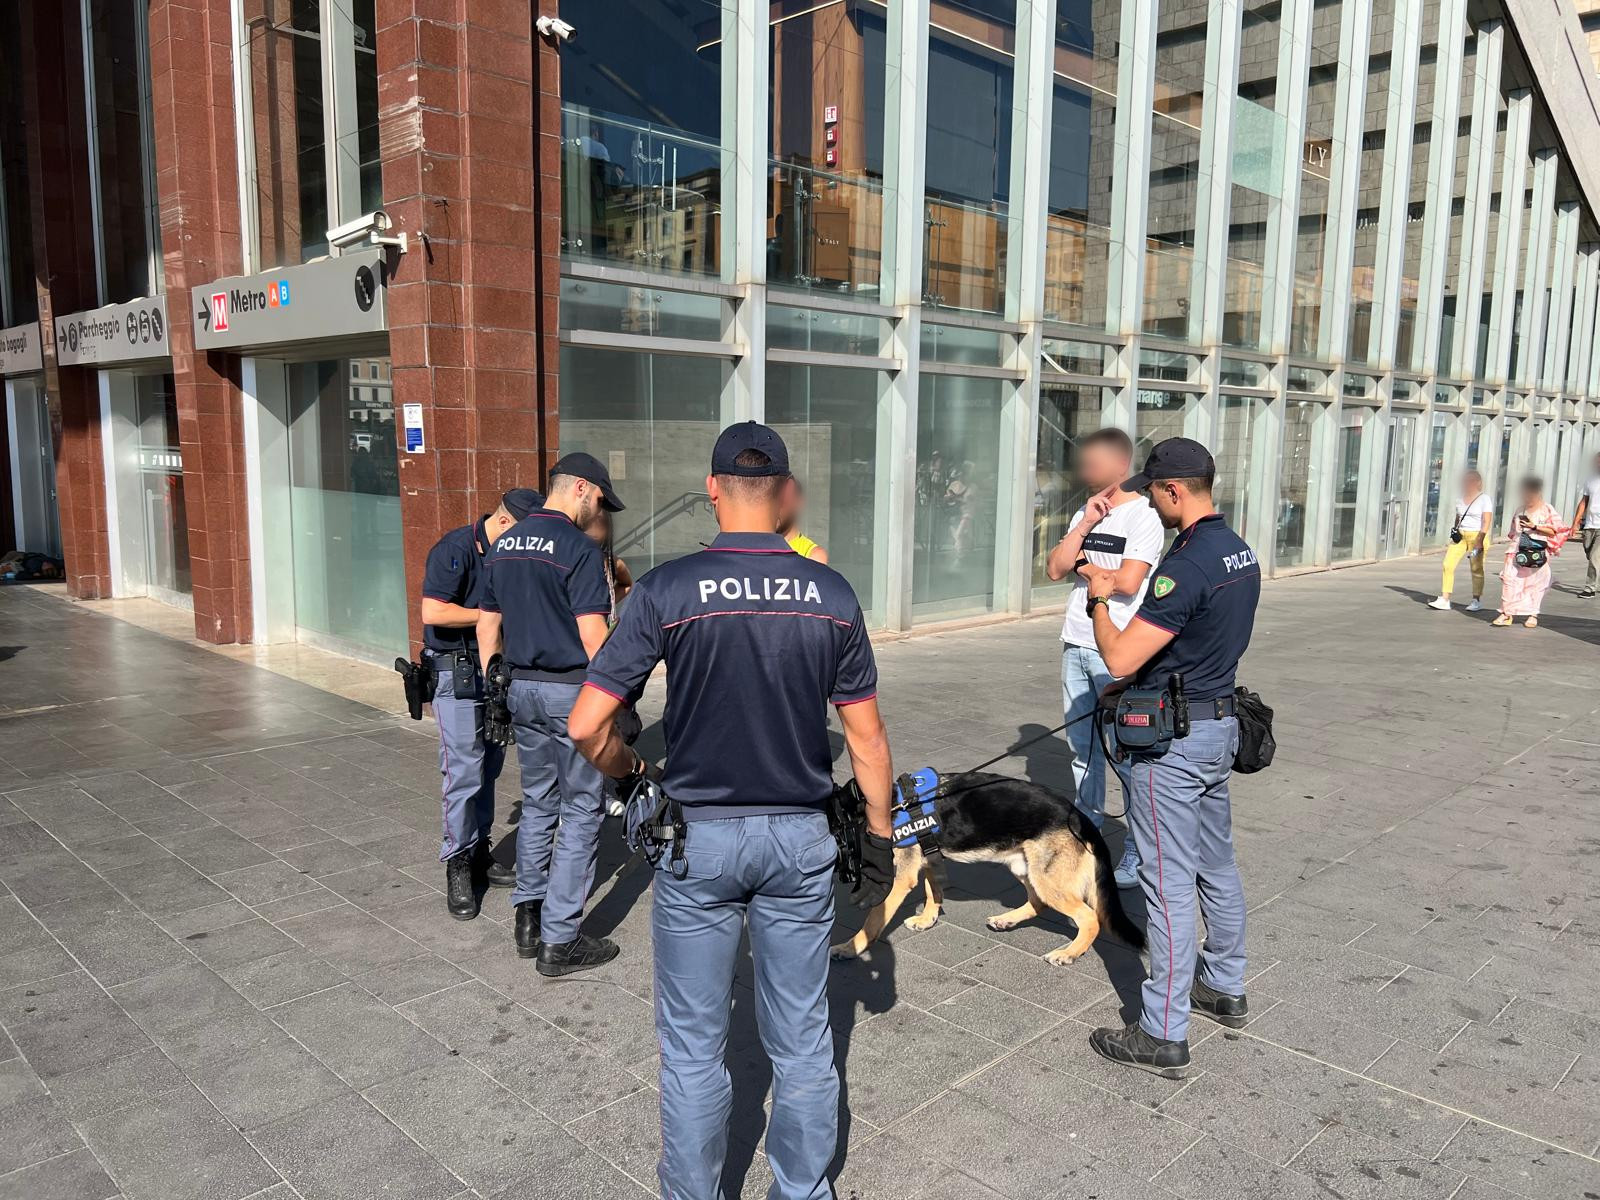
[535,933,620,978]
[1190,979,1249,1028]
[473,842,515,888]
[514,900,542,959]
[1088,1023,1191,1079]
[444,852,478,921]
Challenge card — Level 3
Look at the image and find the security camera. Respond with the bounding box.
[326,210,407,254]
[536,15,575,41]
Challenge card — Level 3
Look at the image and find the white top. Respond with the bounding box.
[1060,497,1165,648]
[1582,476,1600,530]
[1454,493,1491,533]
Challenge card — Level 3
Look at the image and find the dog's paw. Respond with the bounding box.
[905,908,940,931]
[1044,948,1082,967]
[829,942,859,961]
[986,915,1018,932]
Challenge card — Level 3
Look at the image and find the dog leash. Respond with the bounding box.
[965,710,1094,774]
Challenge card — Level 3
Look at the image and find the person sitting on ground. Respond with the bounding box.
[778,477,828,562]
[1492,476,1569,629]
[1429,469,1492,612]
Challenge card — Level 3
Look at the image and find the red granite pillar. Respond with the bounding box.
[21,0,108,598]
[377,0,556,654]
[147,0,254,643]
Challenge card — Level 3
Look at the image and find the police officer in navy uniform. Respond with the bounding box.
[1077,437,1260,1079]
[569,423,896,1200]
[476,454,625,975]
[419,487,543,919]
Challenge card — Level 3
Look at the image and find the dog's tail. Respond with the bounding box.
[1081,819,1146,951]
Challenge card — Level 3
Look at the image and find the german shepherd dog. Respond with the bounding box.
[830,771,1145,965]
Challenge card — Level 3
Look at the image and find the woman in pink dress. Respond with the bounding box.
[1492,476,1569,628]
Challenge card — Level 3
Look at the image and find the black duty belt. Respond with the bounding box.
[424,649,476,664]
[509,666,588,683]
[1191,695,1236,721]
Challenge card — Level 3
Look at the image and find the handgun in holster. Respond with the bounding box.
[1099,672,1189,762]
[827,779,867,887]
[483,655,514,747]
[393,657,437,721]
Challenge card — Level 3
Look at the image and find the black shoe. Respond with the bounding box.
[445,852,478,921]
[535,933,619,978]
[1191,979,1249,1028]
[473,843,515,889]
[514,901,542,959]
[1089,1023,1191,1079]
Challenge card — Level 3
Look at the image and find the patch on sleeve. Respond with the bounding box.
[1152,575,1176,599]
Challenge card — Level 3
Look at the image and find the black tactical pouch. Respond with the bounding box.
[1231,685,1276,774]
[483,655,514,747]
[826,780,867,887]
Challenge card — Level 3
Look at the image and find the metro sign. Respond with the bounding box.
[211,292,229,332]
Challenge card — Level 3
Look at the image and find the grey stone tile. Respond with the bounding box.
[179,918,301,972]
[69,834,174,875]
[250,887,344,923]
[80,1084,280,1200]
[101,856,230,918]
[152,899,257,940]
[1239,997,1399,1073]
[0,942,79,991]
[210,860,323,906]
[274,904,425,976]
[951,943,1116,1016]
[217,948,346,1009]
[0,1146,120,1200]
[1436,1119,1600,1200]
[107,962,254,1045]
[44,1045,191,1122]
[156,825,275,876]
[30,896,192,988]
[827,1131,951,1200]
[1492,997,1600,1055]
[1153,1133,1329,1200]
[187,1030,349,1130]
[276,839,379,879]
[272,983,447,1089]
[250,1092,464,1200]
[317,863,434,910]
[1157,1071,1328,1166]
[1288,1121,1467,1200]
[350,954,470,1005]
[921,982,1066,1048]
[0,1058,83,1174]
[0,972,152,1080]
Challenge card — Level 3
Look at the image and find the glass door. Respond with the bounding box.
[134,375,191,602]
[1276,400,1327,568]
[1422,412,1450,544]
[7,379,62,557]
[1330,406,1367,561]
[1379,412,1417,558]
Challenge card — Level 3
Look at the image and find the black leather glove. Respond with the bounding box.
[850,832,895,910]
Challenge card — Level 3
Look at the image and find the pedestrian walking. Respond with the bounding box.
[1429,469,1492,612]
[1492,476,1569,629]
[1573,453,1600,597]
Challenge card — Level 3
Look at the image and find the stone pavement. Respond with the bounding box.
[1,551,1598,1200]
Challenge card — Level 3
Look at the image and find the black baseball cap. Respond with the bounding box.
[1122,437,1215,492]
[501,488,545,520]
[550,452,624,511]
[711,421,791,477]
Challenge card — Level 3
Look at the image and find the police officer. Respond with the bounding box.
[476,454,624,975]
[569,423,895,1200]
[420,487,543,919]
[1077,437,1260,1079]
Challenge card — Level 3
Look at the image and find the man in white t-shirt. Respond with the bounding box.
[1046,428,1164,888]
[1574,454,1600,597]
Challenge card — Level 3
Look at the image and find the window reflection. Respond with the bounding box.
[88,0,162,301]
[247,0,329,266]
[913,374,1004,617]
[1288,0,1342,355]
[1276,400,1326,567]
[1033,384,1109,586]
[1047,0,1119,327]
[1143,0,1206,337]
[0,0,38,324]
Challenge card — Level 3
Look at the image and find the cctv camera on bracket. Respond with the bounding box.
[536,15,575,41]
[326,210,407,255]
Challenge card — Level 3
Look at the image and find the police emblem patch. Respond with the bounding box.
[1152,575,1176,598]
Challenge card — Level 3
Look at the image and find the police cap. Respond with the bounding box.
[502,488,545,520]
[712,421,791,477]
[550,452,624,512]
[1123,437,1214,492]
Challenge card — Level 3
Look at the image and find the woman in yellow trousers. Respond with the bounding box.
[1430,469,1492,612]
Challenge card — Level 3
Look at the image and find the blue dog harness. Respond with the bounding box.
[891,768,942,849]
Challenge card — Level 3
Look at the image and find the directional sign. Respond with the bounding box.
[54,296,171,367]
[0,322,43,376]
[192,250,390,351]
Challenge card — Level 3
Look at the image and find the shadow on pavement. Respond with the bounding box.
[1387,584,1600,645]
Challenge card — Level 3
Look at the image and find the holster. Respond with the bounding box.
[483,655,514,747]
[393,657,437,721]
[826,779,867,887]
[622,776,687,875]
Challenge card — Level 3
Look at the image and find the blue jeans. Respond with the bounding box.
[506,680,606,944]
[432,661,504,861]
[652,812,839,1200]
[1061,643,1134,829]
[1126,717,1247,1043]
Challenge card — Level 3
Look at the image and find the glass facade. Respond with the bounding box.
[285,357,407,656]
[548,0,1600,632]
[86,0,162,302]
[132,375,191,599]
[0,0,36,325]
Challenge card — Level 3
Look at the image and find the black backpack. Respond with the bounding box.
[1232,686,1276,774]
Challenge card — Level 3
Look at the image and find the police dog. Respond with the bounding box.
[829,771,1144,965]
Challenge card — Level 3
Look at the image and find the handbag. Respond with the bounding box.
[1231,686,1276,774]
[1513,531,1548,570]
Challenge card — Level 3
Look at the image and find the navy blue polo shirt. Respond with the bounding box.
[480,510,611,672]
[585,531,878,816]
[1130,513,1260,701]
[421,519,489,653]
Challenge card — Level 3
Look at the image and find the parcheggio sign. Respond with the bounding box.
[0,322,44,376]
[54,296,170,367]
[192,249,389,351]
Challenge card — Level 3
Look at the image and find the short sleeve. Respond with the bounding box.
[830,605,878,706]
[586,584,664,704]
[478,547,501,613]
[1063,507,1088,536]
[1124,508,1165,566]
[1131,557,1204,637]
[422,538,469,603]
[565,543,612,617]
